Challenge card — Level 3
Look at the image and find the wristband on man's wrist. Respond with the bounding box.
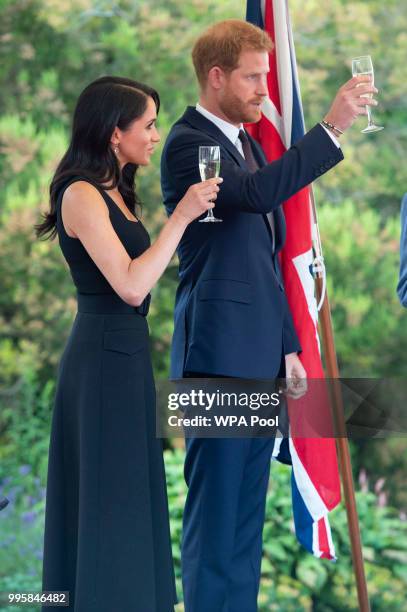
[321,119,344,138]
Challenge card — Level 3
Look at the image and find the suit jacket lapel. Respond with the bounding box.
[181,107,248,170]
[180,108,286,251]
[248,132,286,250]
[249,133,266,169]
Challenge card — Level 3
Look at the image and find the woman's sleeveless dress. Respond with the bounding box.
[41,177,177,611]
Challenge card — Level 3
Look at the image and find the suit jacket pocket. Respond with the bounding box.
[198,279,251,304]
[103,329,145,355]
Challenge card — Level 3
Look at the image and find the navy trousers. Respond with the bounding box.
[182,361,285,612]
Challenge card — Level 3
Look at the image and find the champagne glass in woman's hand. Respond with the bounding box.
[199,146,222,223]
[351,55,384,133]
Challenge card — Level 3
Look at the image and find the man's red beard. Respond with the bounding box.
[219,90,264,124]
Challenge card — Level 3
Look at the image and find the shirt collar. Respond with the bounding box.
[196,102,244,146]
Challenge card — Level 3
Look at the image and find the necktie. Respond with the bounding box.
[238,129,275,251]
[238,129,259,172]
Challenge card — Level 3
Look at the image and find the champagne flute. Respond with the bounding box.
[351,55,383,133]
[198,146,222,223]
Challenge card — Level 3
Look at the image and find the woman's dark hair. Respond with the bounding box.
[35,76,160,240]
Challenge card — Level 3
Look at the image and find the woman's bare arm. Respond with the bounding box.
[61,179,219,305]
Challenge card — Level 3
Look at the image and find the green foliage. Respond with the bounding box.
[318,200,405,376]
[0,0,405,386]
[0,1,406,608]
[0,207,76,386]
[3,446,406,610]
[352,438,407,514]
[0,483,45,612]
[1,377,405,609]
[166,448,407,611]
[0,370,53,483]
[0,381,48,609]
[291,0,407,216]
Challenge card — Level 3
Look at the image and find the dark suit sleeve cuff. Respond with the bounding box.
[282,301,302,355]
[313,123,344,157]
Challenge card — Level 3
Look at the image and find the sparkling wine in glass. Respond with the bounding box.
[198,145,222,223]
[351,55,383,134]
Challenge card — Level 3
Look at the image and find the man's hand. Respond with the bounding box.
[285,352,307,399]
[324,75,378,134]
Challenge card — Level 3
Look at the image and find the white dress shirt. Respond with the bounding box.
[196,103,245,156]
[195,102,340,151]
[195,102,276,250]
[194,102,340,253]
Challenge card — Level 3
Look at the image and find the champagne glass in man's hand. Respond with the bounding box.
[199,146,222,223]
[322,70,379,138]
[351,55,383,133]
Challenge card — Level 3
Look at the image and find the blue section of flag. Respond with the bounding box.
[246,0,264,28]
[291,473,314,554]
[290,52,306,143]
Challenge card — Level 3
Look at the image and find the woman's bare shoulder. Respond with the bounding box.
[62,181,109,218]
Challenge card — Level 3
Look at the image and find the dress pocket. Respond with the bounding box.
[103,329,145,355]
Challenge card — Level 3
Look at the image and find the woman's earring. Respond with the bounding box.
[114,144,119,155]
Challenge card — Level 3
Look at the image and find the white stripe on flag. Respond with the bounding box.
[272,0,292,149]
[324,516,337,559]
[312,521,322,557]
[292,248,321,353]
[261,97,285,143]
[271,434,284,459]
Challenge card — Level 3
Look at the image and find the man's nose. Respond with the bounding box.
[256,76,268,96]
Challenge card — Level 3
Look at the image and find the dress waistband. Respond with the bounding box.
[77,292,151,316]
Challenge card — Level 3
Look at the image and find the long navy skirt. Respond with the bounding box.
[42,294,176,611]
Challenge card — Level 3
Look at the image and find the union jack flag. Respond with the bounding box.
[246,0,341,560]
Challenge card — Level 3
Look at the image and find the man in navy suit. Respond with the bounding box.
[397,194,407,306]
[161,19,378,612]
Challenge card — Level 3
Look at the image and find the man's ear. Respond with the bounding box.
[207,66,226,91]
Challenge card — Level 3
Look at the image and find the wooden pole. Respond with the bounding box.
[312,192,370,612]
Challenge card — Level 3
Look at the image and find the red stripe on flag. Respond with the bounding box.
[318,518,332,559]
[245,115,285,159]
[295,439,341,510]
[280,189,312,256]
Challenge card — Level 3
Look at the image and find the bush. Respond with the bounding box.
[0,468,45,612]
[1,445,407,610]
[165,448,407,611]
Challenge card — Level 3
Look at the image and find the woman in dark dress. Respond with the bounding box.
[35,76,221,612]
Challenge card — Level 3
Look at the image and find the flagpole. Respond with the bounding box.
[310,188,371,612]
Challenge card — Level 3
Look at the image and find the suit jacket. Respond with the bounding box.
[397,194,407,307]
[161,107,343,378]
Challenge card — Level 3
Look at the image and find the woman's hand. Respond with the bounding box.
[174,177,223,224]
